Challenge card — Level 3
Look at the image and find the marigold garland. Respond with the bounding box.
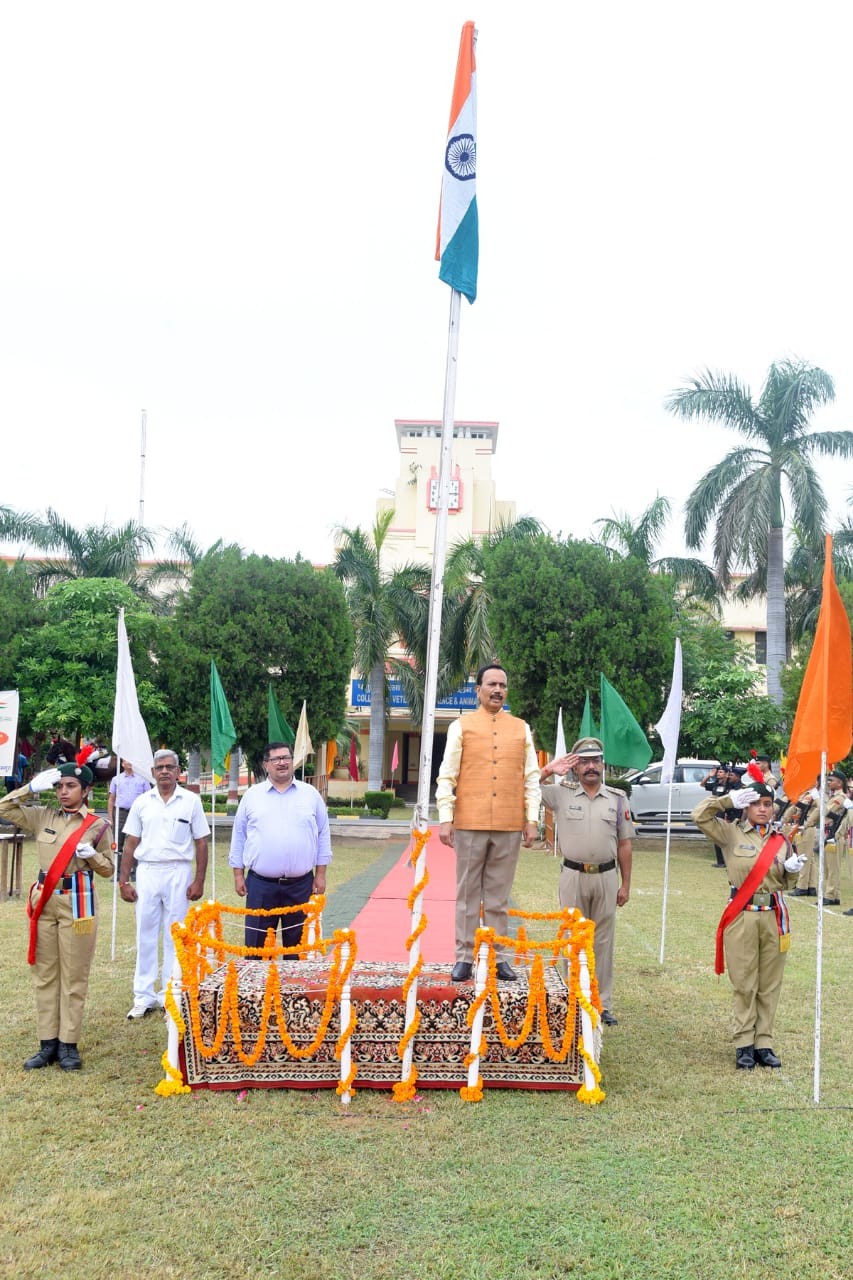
[459,908,605,1105]
[393,827,432,1103]
[154,1049,191,1097]
[158,897,358,1098]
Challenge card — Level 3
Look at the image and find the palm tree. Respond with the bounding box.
[333,511,431,790]
[593,495,719,604]
[666,359,853,703]
[0,507,156,597]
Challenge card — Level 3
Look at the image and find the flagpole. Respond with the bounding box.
[658,781,674,965]
[813,750,827,1104]
[210,761,217,900]
[401,287,462,1088]
[110,751,122,961]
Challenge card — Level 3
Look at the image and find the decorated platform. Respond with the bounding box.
[178,956,584,1091]
[158,828,605,1103]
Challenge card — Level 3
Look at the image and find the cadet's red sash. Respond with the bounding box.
[714,832,786,976]
[27,813,99,965]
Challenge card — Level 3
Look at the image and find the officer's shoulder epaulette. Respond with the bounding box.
[603,783,628,799]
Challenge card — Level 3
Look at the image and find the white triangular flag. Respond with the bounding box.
[555,707,567,758]
[293,700,313,771]
[112,608,154,782]
[654,638,683,785]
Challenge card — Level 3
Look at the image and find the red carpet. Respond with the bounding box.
[348,826,456,963]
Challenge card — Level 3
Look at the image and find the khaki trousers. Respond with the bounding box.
[796,828,840,898]
[558,867,618,1011]
[724,909,786,1049]
[30,886,98,1043]
[454,829,521,963]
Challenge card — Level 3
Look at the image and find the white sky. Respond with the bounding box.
[1,1,851,569]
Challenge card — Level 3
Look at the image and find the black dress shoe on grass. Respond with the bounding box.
[23,1039,59,1070]
[450,962,473,982]
[57,1042,82,1071]
[754,1047,781,1068]
[735,1045,755,1070]
[792,888,814,897]
[822,898,840,906]
[494,961,518,981]
[600,1010,618,1026]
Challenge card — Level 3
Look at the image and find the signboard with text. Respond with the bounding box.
[351,678,480,712]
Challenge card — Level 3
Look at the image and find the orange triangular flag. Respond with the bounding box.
[783,535,852,803]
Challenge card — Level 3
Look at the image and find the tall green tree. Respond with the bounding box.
[15,578,167,743]
[679,657,785,761]
[0,560,42,707]
[389,516,544,728]
[482,535,674,751]
[159,546,353,775]
[666,359,853,704]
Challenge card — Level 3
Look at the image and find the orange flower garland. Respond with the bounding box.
[392,826,431,1103]
[459,907,605,1104]
[156,895,358,1097]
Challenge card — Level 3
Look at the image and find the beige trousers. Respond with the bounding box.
[453,829,521,963]
[30,885,98,1043]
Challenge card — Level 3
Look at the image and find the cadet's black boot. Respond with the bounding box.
[57,1042,82,1071]
[23,1039,59,1070]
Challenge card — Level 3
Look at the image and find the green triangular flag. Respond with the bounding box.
[579,690,600,741]
[267,685,295,747]
[599,673,652,769]
[210,660,237,776]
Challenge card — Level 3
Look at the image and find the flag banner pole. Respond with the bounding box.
[658,782,675,965]
[110,752,122,962]
[402,287,462,1090]
[813,750,827,1104]
[211,768,217,901]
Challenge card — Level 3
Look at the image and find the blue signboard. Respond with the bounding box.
[351,677,480,711]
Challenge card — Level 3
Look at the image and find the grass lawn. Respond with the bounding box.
[1,832,851,1280]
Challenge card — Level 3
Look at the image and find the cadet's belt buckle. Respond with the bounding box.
[583,862,599,874]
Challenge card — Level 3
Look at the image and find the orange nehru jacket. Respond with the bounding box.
[454,709,528,831]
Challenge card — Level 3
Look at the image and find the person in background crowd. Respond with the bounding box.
[108,759,152,868]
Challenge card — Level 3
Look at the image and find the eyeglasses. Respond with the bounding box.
[267,756,292,765]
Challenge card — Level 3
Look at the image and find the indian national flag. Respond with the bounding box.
[436,21,478,303]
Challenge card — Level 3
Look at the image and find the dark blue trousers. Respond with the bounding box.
[244,869,314,952]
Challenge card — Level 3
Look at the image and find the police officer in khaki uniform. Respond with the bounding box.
[692,781,802,1069]
[0,758,114,1071]
[539,737,633,1026]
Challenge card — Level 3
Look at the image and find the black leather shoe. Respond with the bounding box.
[754,1047,781,1068]
[57,1042,82,1071]
[23,1039,59,1070]
[495,961,518,981]
[843,908,853,917]
[792,888,814,897]
[601,1009,618,1026]
[450,961,473,983]
[822,898,840,906]
[735,1045,755,1070]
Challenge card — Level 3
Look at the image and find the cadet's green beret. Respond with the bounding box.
[57,761,94,787]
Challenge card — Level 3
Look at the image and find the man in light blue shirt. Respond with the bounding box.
[229,742,332,950]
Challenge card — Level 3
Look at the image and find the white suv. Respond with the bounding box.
[624,759,720,824]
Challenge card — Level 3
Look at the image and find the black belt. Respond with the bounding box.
[37,870,88,891]
[730,887,778,908]
[562,858,616,874]
[247,868,313,885]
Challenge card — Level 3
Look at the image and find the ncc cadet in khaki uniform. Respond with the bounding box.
[0,758,113,1071]
[436,663,540,984]
[787,770,850,904]
[539,737,633,1027]
[692,780,803,1070]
